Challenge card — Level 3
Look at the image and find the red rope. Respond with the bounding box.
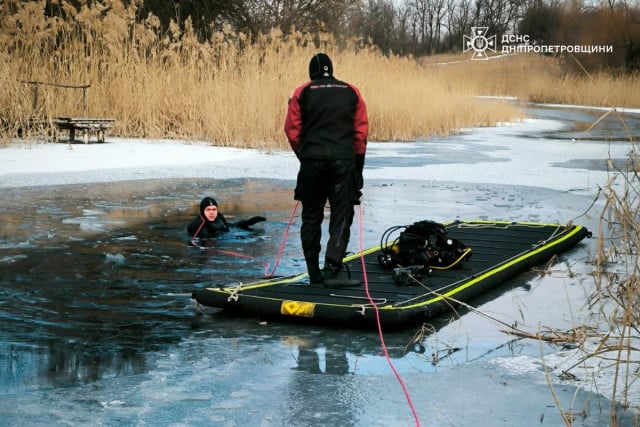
[357,204,421,426]
[190,216,206,242]
[265,200,299,277]
[200,248,270,276]
[191,202,299,277]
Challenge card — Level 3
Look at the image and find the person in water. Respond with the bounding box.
[187,196,266,240]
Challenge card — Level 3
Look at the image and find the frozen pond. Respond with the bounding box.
[1,105,639,426]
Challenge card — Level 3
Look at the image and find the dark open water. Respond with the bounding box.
[1,106,639,426]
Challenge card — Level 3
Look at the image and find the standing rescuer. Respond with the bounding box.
[284,52,369,285]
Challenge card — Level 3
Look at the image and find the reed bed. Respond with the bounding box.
[422,53,640,108]
[1,1,639,150]
[1,46,521,147]
[0,1,519,147]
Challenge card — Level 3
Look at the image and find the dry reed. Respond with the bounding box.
[2,2,639,149]
[491,108,640,425]
[0,2,519,146]
[588,123,640,425]
[422,53,640,108]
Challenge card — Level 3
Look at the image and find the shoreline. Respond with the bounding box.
[0,116,625,195]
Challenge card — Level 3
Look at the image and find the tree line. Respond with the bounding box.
[28,0,640,72]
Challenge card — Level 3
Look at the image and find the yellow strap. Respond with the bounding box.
[430,247,473,270]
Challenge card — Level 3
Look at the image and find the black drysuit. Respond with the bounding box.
[187,197,265,240]
[284,54,368,279]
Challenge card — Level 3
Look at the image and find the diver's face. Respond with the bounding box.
[203,205,218,222]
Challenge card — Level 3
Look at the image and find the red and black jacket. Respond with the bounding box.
[284,76,368,162]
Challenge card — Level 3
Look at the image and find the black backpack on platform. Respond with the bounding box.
[378,220,471,270]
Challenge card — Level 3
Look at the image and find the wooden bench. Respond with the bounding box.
[20,80,116,143]
[52,117,115,143]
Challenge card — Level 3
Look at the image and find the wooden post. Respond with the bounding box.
[31,83,39,114]
[22,80,91,116]
[82,86,88,117]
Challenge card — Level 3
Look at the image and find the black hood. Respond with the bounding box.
[199,197,218,221]
[309,53,333,80]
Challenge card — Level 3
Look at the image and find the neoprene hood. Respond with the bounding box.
[199,197,218,218]
[309,53,333,80]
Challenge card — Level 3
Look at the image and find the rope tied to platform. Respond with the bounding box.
[227,283,243,302]
[356,204,421,426]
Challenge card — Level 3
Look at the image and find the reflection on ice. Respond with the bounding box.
[62,215,126,232]
[0,254,28,264]
[0,105,637,425]
[104,252,127,264]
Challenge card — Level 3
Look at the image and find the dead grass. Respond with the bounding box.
[0,2,511,146]
[491,108,640,425]
[1,3,639,149]
[588,123,640,425]
[422,53,640,108]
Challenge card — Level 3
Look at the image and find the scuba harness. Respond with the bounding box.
[377,220,472,286]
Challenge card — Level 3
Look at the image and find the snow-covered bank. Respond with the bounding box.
[0,118,626,195]
[0,140,297,188]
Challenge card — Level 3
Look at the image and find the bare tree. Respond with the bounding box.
[471,0,523,36]
[445,0,473,51]
[362,0,397,52]
[518,0,563,44]
[240,0,353,34]
[393,3,415,54]
[120,0,640,69]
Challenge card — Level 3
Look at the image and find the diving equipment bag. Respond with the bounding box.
[378,220,471,271]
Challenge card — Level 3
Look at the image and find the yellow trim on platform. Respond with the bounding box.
[201,222,584,315]
[389,224,584,310]
[206,244,384,292]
